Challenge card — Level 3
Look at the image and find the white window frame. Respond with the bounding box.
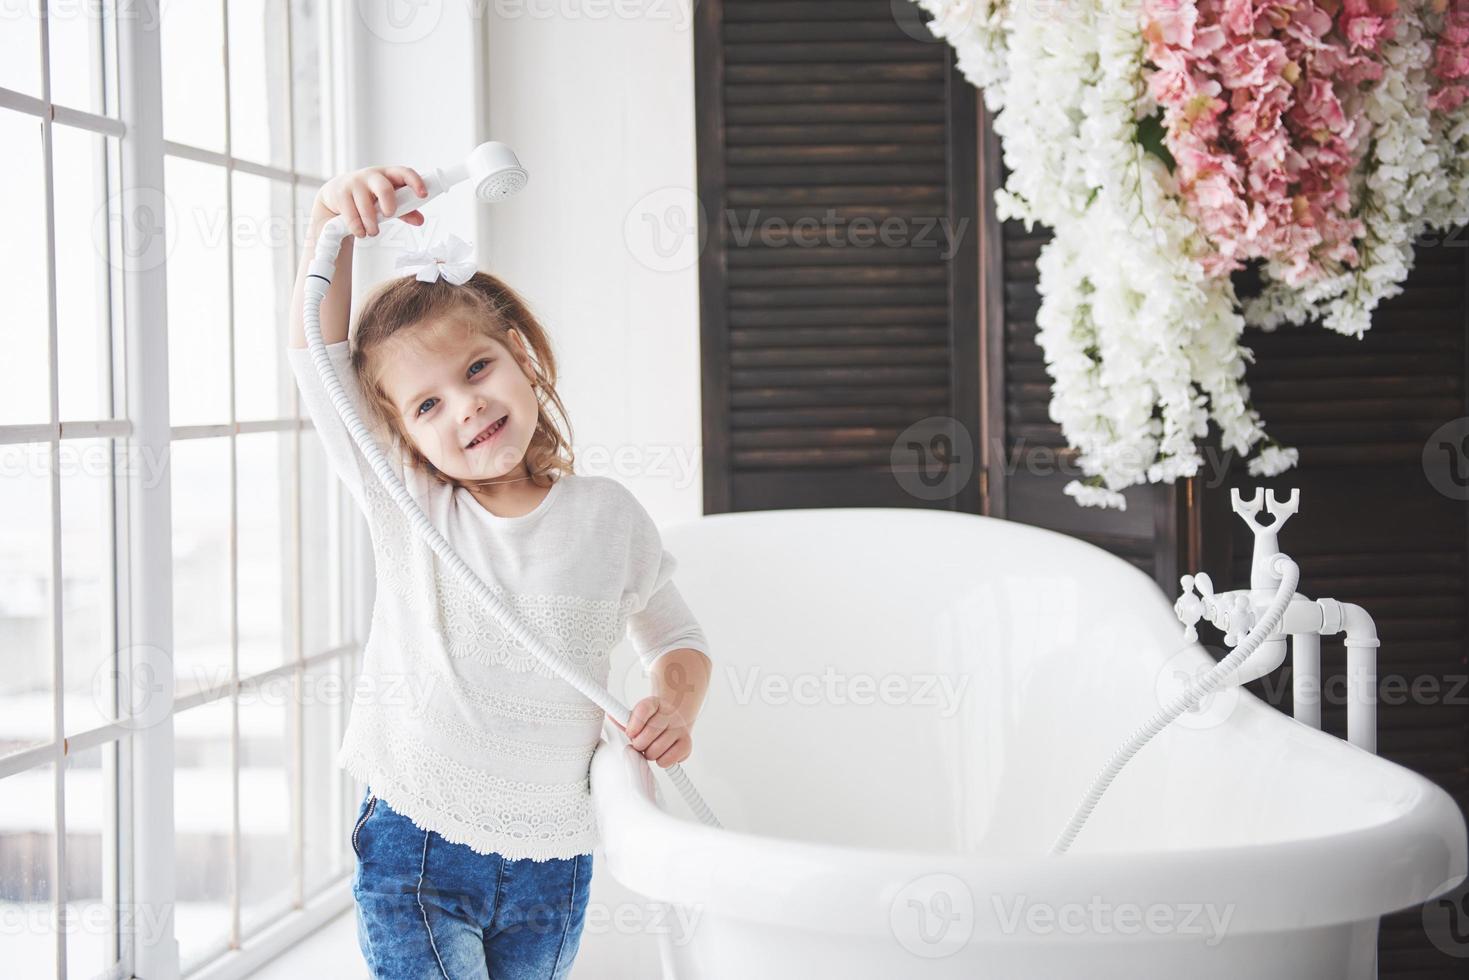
[0,3,372,978]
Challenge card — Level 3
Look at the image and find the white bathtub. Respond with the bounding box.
[590,507,1468,978]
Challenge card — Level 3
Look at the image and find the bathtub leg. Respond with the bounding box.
[1292,632,1321,730]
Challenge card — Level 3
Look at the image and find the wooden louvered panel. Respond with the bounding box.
[725,43,946,64]
[728,163,948,182]
[728,285,948,306]
[730,327,950,346]
[731,385,949,409]
[1211,235,1469,978]
[726,186,948,207]
[733,366,950,388]
[999,219,1063,448]
[731,346,950,368]
[731,255,944,279]
[732,405,950,427]
[725,62,946,84]
[727,124,948,145]
[729,307,948,328]
[701,0,980,514]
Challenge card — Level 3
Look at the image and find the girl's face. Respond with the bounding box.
[377,316,539,485]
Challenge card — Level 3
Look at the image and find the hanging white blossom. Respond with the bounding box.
[908,0,1462,508]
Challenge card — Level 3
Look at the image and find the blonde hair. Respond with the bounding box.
[348,271,575,490]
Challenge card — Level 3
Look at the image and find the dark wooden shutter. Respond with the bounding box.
[980,98,1469,975]
[1199,240,1469,979]
[695,0,981,515]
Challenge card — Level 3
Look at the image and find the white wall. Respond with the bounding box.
[346,2,706,525]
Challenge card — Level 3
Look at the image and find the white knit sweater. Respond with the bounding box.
[287,339,711,861]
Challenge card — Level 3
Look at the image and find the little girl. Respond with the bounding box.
[285,164,714,979]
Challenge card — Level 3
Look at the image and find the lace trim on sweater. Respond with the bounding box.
[341,712,598,861]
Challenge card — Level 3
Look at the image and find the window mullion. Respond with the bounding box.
[283,1,308,914]
[115,3,181,977]
[37,3,68,978]
[216,0,245,957]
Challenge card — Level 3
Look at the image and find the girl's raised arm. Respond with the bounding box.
[287,197,355,349]
[287,166,427,349]
[282,168,427,513]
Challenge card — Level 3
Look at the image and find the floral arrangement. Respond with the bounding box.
[914,0,1469,509]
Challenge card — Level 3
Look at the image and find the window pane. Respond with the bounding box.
[65,742,121,979]
[228,0,291,171]
[164,156,230,427]
[237,432,287,676]
[54,123,116,423]
[47,0,109,117]
[239,684,291,934]
[0,765,56,977]
[174,697,231,972]
[233,172,295,424]
[0,442,54,761]
[61,438,118,737]
[302,656,349,896]
[299,429,338,654]
[0,4,42,97]
[0,110,50,427]
[291,0,329,177]
[160,0,225,152]
[171,438,231,697]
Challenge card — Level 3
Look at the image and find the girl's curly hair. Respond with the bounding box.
[348,270,575,491]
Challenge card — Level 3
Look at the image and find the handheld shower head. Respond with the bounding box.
[381,140,529,220]
[305,140,528,281]
[455,141,529,202]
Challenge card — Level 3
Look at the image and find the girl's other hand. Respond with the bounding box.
[609,696,695,769]
[315,165,428,238]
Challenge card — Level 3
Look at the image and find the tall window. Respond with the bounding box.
[0,2,362,976]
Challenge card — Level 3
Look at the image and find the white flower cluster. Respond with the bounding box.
[912,0,1013,110]
[1244,0,1465,338]
[913,0,1297,509]
[989,0,1103,230]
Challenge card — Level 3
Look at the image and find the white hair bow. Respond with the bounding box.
[394,234,476,285]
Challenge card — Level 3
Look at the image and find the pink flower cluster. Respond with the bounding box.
[1141,0,1397,285]
[1429,0,1469,111]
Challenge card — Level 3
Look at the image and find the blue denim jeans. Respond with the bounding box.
[351,788,593,979]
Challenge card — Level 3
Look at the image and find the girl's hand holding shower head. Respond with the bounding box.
[316,164,430,238]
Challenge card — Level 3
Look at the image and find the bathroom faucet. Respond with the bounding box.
[1173,488,1381,753]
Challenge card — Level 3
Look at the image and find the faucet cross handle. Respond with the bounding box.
[1175,573,1215,643]
[1230,487,1300,534]
[1220,593,1256,647]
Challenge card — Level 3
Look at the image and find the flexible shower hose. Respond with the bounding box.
[304,211,1301,867]
[1050,553,1300,855]
[301,217,721,831]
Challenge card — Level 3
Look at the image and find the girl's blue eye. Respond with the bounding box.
[415,360,491,418]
